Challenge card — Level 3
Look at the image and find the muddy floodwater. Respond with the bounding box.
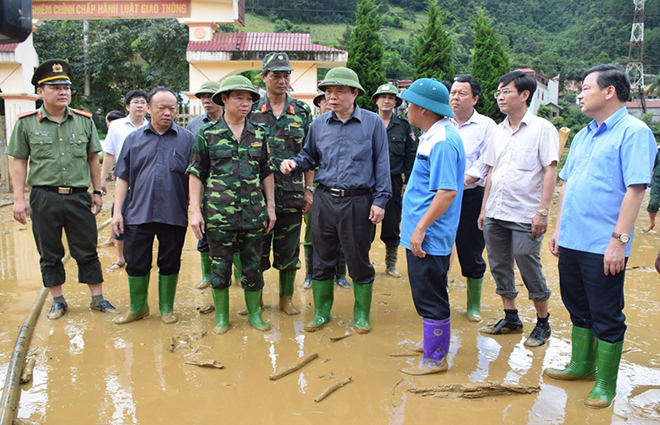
[1,185,659,425]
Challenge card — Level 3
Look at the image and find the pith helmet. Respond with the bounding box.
[313,92,328,108]
[212,75,260,106]
[262,52,294,74]
[401,78,453,118]
[32,59,72,87]
[318,67,365,95]
[372,83,402,107]
[194,80,221,97]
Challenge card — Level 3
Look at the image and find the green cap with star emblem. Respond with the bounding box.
[372,83,402,107]
[318,67,365,95]
[194,80,221,97]
[212,75,261,105]
[262,52,294,74]
[31,59,72,87]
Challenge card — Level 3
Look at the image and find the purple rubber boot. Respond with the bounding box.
[401,317,450,375]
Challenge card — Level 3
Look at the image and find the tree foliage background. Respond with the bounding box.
[413,0,454,82]
[33,19,189,131]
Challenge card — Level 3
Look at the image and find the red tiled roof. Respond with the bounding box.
[0,44,19,52]
[516,67,550,82]
[188,32,344,53]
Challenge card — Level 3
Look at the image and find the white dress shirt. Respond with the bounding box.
[448,109,496,189]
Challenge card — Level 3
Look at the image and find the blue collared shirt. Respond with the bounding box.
[291,105,392,209]
[558,107,656,256]
[114,122,195,227]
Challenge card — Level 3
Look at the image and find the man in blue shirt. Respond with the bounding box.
[281,67,391,334]
[397,78,465,375]
[545,65,657,409]
[112,87,195,325]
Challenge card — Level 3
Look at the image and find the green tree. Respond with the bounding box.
[413,0,454,82]
[472,9,510,121]
[274,19,311,33]
[347,0,386,111]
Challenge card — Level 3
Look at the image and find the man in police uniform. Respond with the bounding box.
[7,59,117,320]
[249,52,313,315]
[372,83,416,278]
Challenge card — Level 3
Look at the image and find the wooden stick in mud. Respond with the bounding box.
[409,382,540,399]
[269,353,319,381]
[558,127,570,159]
[313,377,353,403]
[19,357,36,385]
[329,333,353,342]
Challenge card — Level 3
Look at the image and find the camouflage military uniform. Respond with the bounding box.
[250,95,312,272]
[187,119,274,290]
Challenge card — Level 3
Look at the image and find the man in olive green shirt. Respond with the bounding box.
[7,59,117,320]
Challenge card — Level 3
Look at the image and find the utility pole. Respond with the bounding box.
[625,0,647,113]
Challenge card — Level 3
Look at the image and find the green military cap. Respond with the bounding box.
[212,75,260,106]
[262,52,294,74]
[372,83,402,107]
[318,67,364,95]
[31,59,72,87]
[194,80,221,97]
[313,92,326,108]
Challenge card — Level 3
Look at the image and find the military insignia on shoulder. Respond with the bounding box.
[17,110,38,119]
[72,109,93,118]
[260,103,268,113]
[289,104,295,115]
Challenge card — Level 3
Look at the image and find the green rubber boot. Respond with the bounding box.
[304,279,334,332]
[544,326,597,381]
[195,252,212,289]
[158,273,178,324]
[212,287,230,334]
[279,269,300,315]
[353,283,373,334]
[466,277,483,322]
[233,252,242,286]
[245,289,270,331]
[585,339,624,408]
[114,274,150,324]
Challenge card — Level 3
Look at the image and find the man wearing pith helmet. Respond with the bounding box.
[372,83,417,278]
[6,59,117,319]
[188,75,276,335]
[281,66,392,334]
[399,78,466,375]
[250,52,313,316]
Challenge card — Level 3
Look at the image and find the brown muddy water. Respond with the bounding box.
[1,185,659,425]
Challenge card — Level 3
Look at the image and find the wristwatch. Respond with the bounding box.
[612,232,630,244]
[92,190,103,196]
[305,186,315,193]
[537,209,549,217]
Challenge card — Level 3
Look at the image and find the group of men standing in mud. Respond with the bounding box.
[7,55,658,410]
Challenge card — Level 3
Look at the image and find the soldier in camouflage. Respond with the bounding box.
[249,52,314,315]
[188,75,276,335]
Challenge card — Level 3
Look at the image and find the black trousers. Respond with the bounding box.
[311,188,375,284]
[380,174,404,246]
[124,223,187,276]
[406,250,450,320]
[455,187,486,279]
[29,188,103,287]
[558,247,627,343]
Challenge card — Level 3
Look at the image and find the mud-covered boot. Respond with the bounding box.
[237,291,262,316]
[353,283,373,334]
[335,251,351,288]
[211,287,229,334]
[544,326,597,381]
[385,244,402,278]
[232,251,242,286]
[279,269,300,315]
[303,247,313,289]
[401,317,451,375]
[195,252,212,289]
[585,339,624,408]
[466,277,483,322]
[158,273,178,324]
[114,274,150,324]
[245,289,270,331]
[304,279,334,332]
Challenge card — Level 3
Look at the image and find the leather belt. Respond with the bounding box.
[33,186,88,195]
[319,184,372,197]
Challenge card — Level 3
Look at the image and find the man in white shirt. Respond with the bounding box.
[100,89,149,271]
[448,75,496,323]
[477,70,558,347]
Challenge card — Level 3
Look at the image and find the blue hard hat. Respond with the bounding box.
[400,78,453,118]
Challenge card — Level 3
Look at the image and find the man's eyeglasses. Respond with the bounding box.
[493,89,518,98]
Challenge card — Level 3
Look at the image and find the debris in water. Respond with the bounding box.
[20,357,36,384]
[269,353,319,381]
[313,377,353,403]
[409,382,540,399]
[329,333,353,342]
[389,353,420,357]
[185,359,224,369]
[197,303,215,314]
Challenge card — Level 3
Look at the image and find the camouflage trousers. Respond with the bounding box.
[261,212,302,272]
[207,227,265,290]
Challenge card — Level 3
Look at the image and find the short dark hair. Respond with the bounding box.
[124,89,148,106]
[582,64,630,102]
[147,86,178,105]
[453,75,482,98]
[105,110,125,122]
[498,71,537,106]
[439,80,453,92]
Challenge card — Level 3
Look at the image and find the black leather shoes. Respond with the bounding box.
[480,318,523,335]
[47,301,68,320]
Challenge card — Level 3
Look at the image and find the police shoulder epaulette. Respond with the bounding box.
[72,109,93,118]
[16,110,38,119]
